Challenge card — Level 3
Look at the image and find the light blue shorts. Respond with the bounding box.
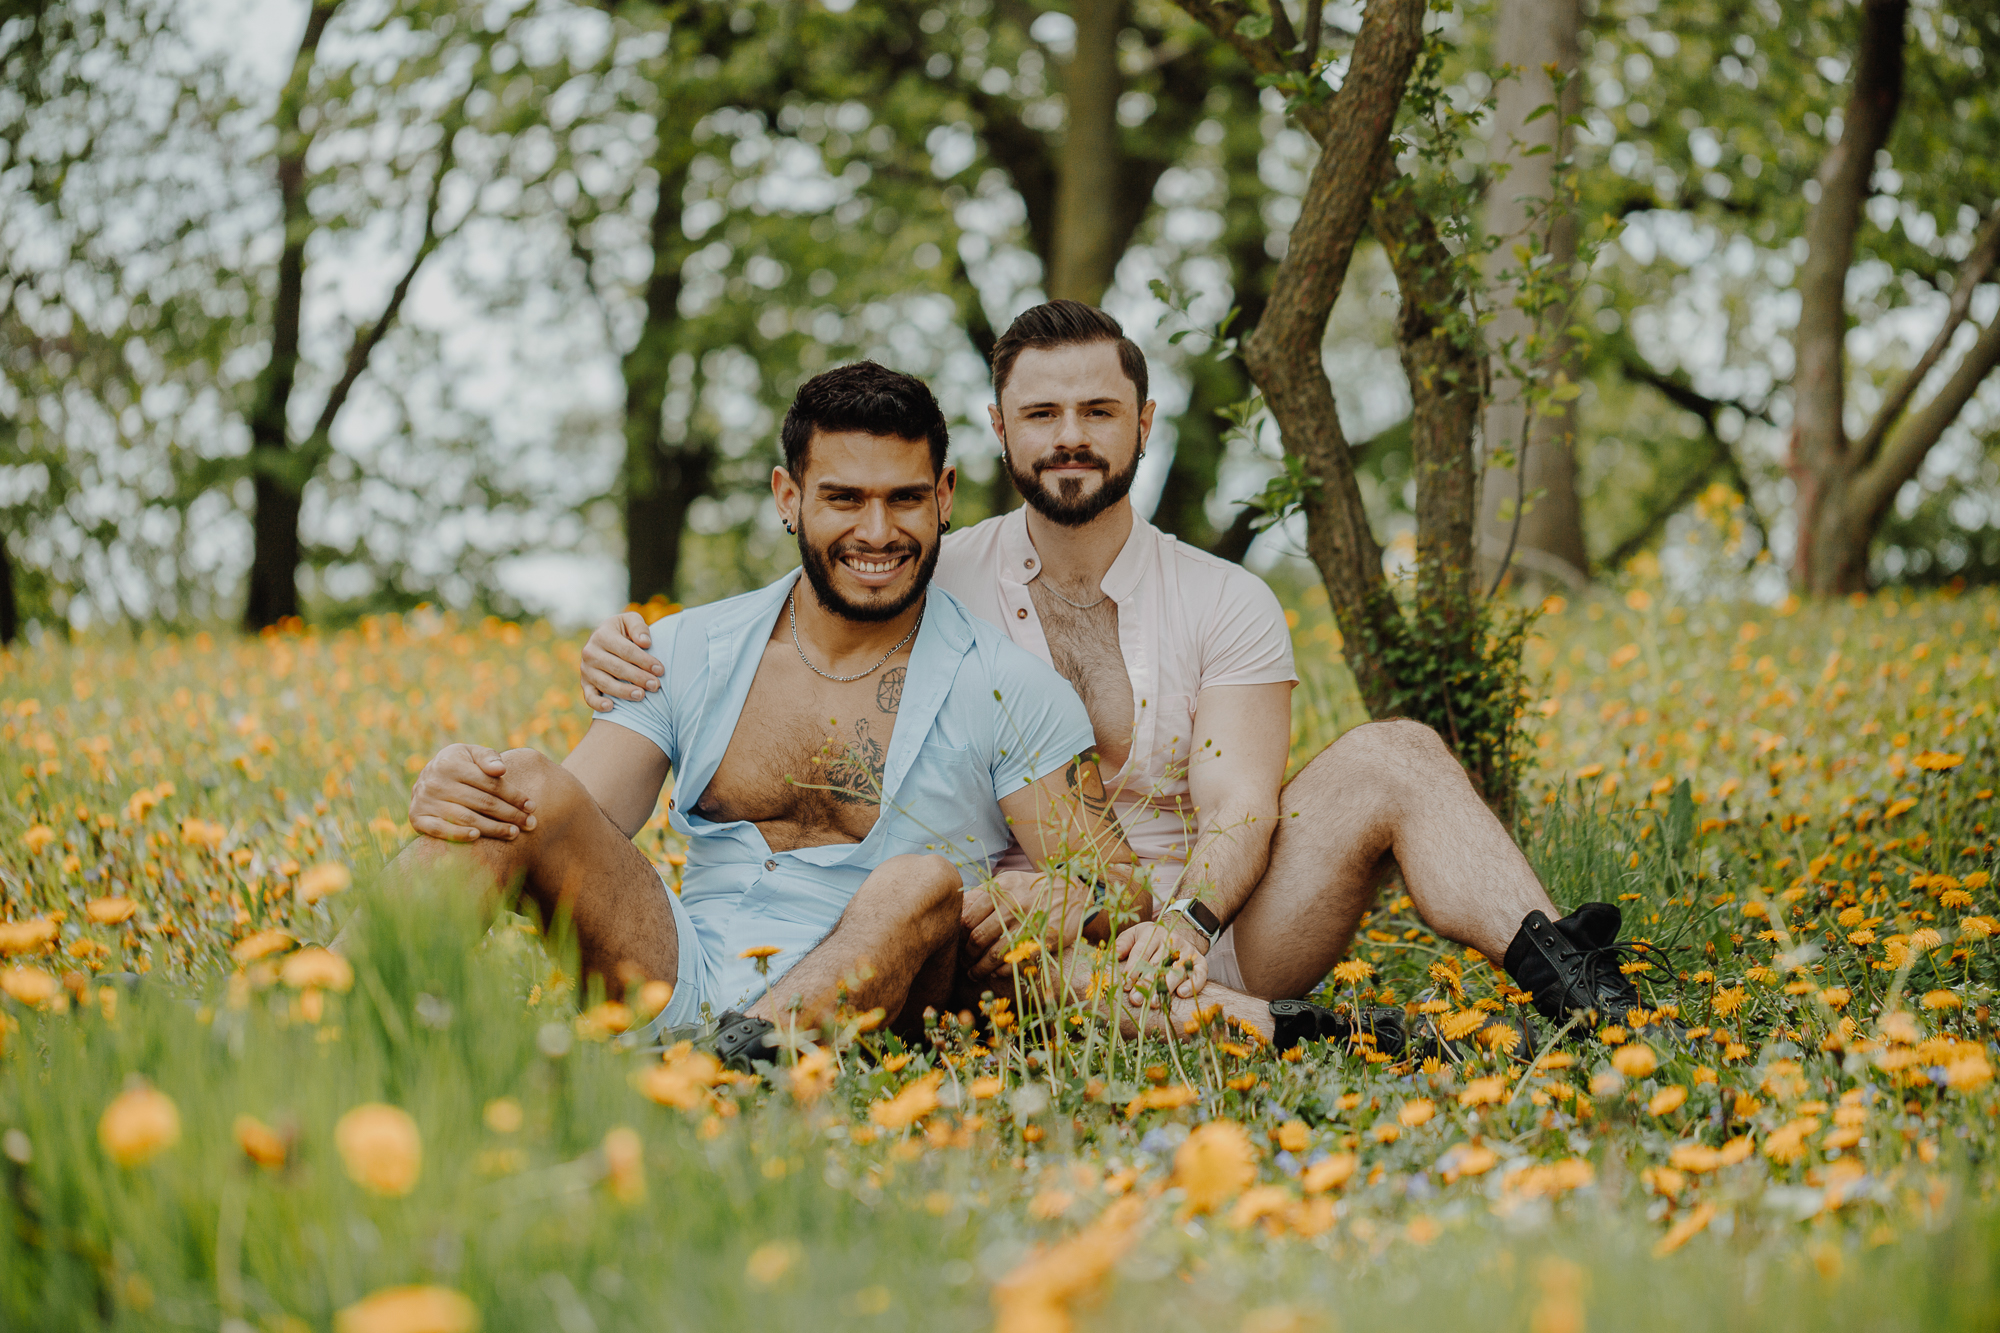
[641,873,710,1037]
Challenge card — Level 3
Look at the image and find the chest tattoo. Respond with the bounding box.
[803,718,887,807]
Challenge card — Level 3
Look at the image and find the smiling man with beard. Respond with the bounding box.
[580,304,1658,1058]
[389,362,1145,1067]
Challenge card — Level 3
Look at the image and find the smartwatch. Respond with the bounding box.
[1080,872,1111,935]
[1160,897,1222,946]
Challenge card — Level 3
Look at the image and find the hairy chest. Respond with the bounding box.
[1030,591,1134,774]
[694,655,907,851]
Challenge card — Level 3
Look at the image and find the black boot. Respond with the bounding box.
[1504,903,1643,1029]
[708,1010,778,1074]
[1269,999,1409,1056]
[1406,1008,1538,1064]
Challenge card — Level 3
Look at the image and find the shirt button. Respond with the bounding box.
[764,859,777,871]
[1016,607,1028,619]
[1024,559,1034,568]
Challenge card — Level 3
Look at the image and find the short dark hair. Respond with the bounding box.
[780,361,950,480]
[990,299,1149,409]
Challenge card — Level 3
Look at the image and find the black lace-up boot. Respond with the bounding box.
[1269,1000,1409,1057]
[708,1010,778,1074]
[1504,903,1644,1028]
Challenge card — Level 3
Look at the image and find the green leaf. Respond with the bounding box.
[1235,12,1273,40]
[1667,779,1695,854]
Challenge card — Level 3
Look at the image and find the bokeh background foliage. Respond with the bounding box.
[2,0,1998,635]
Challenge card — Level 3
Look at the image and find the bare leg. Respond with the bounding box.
[383,748,679,997]
[747,854,962,1035]
[1228,719,1557,1001]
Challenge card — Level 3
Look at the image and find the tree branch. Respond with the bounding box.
[1617,353,1775,430]
[1602,437,1730,571]
[1852,204,2000,469]
[1849,308,2000,531]
[1178,0,1423,707]
[306,108,468,451]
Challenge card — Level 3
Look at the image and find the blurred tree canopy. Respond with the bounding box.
[2,0,1999,641]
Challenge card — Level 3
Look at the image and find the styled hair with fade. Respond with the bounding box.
[779,361,950,481]
[989,299,1149,409]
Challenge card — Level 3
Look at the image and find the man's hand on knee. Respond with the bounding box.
[410,744,538,843]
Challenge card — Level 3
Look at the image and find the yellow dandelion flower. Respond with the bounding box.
[868,1072,943,1129]
[333,1285,478,1333]
[334,1103,422,1197]
[85,896,138,925]
[0,919,58,956]
[99,1081,181,1167]
[1,966,61,1006]
[233,1115,288,1168]
[1172,1120,1258,1214]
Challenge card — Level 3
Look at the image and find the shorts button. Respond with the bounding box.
[764,859,777,871]
[1016,607,1028,619]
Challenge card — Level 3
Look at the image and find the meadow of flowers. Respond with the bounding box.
[1,578,1996,1333]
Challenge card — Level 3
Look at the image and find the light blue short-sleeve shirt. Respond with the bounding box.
[597,572,1095,1016]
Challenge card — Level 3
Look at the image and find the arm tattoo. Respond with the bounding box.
[1065,756,1120,825]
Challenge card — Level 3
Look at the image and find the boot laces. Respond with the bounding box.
[1569,938,1653,1011]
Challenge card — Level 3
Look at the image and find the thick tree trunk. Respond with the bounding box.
[1788,0,1907,594]
[622,144,708,604]
[1232,0,1426,715]
[0,532,16,646]
[242,2,335,629]
[1376,171,1481,627]
[1476,0,1587,590]
[1047,0,1125,303]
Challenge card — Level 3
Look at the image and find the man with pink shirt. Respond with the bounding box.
[581,301,1653,1053]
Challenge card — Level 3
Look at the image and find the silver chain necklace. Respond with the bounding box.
[1034,579,1110,611]
[789,591,923,683]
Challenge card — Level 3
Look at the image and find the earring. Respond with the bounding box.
[939,520,952,534]
[783,520,795,534]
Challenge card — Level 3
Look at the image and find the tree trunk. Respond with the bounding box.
[1047,0,1125,303]
[622,140,708,604]
[1376,171,1481,630]
[1788,0,1907,594]
[0,531,16,646]
[1785,0,2000,593]
[242,1,337,630]
[1476,0,1588,590]
[1234,0,1425,714]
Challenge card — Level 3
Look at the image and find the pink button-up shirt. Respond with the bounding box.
[934,508,1297,880]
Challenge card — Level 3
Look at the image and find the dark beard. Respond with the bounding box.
[796,527,940,624]
[1005,430,1142,528]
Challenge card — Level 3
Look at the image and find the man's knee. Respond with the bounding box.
[1348,717,1451,759]
[500,749,594,827]
[874,854,963,927]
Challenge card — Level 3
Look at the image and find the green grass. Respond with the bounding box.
[1,583,1997,1330]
